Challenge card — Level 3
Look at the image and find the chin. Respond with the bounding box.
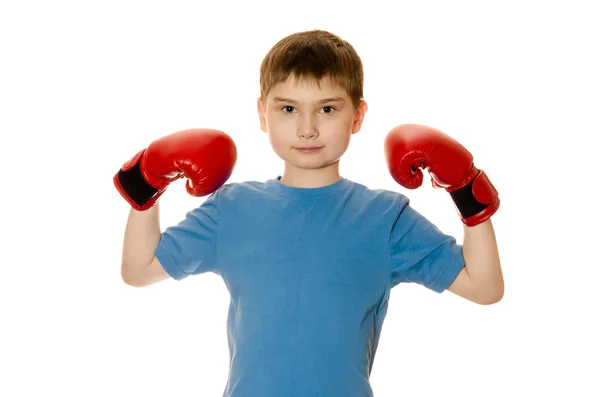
[296,158,341,171]
[288,160,328,170]
[281,156,326,169]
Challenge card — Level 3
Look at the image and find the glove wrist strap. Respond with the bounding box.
[114,152,164,210]
[449,169,500,226]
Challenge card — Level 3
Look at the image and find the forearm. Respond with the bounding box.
[121,204,161,282]
[462,219,504,304]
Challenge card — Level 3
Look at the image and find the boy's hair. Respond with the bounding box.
[259,29,364,110]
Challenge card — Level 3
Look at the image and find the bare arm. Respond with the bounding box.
[121,204,170,287]
[447,219,504,304]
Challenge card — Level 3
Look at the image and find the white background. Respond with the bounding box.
[1,0,598,396]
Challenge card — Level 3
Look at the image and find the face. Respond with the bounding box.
[257,75,368,180]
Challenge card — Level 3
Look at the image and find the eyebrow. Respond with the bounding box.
[272,96,345,104]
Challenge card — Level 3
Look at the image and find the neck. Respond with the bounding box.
[279,162,341,188]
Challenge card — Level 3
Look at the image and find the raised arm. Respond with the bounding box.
[121,205,169,287]
[113,128,238,287]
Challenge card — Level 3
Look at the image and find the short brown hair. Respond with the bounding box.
[259,29,364,110]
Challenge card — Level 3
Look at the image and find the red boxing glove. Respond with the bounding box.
[384,123,499,226]
[114,128,237,211]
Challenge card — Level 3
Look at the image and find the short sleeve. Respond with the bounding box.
[389,195,465,293]
[154,190,220,280]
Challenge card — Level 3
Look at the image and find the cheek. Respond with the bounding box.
[265,113,290,132]
[268,128,289,151]
[327,118,354,141]
[268,115,294,137]
[338,132,352,150]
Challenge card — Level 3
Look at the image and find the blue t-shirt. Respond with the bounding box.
[154,176,465,397]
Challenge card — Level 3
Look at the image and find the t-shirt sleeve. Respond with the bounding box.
[154,189,221,280]
[389,194,465,293]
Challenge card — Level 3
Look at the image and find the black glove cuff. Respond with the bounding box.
[116,160,160,207]
[448,174,489,219]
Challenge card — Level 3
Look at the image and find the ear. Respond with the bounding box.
[257,98,267,132]
[351,100,368,134]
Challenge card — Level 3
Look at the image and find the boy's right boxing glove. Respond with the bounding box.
[114,128,237,211]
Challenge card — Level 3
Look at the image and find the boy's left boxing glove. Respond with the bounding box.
[114,128,237,211]
[384,123,499,226]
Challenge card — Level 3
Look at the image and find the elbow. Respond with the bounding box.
[121,264,146,288]
[475,286,504,305]
[477,294,503,305]
[122,276,144,288]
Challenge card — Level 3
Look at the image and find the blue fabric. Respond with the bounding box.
[154,176,465,397]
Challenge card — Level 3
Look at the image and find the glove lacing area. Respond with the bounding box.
[448,169,499,225]
[116,159,163,208]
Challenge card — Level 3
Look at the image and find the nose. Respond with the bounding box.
[298,131,318,140]
[297,115,319,140]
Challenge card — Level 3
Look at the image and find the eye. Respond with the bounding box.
[282,106,295,113]
[322,106,336,114]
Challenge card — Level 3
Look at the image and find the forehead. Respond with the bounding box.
[269,75,348,98]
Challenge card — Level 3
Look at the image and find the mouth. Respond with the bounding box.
[294,146,323,153]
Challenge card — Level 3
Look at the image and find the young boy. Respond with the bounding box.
[114,29,503,397]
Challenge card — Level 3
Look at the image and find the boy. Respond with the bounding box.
[114,29,503,397]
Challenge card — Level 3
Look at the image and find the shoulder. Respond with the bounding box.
[210,179,273,203]
[217,179,270,194]
[346,179,410,208]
